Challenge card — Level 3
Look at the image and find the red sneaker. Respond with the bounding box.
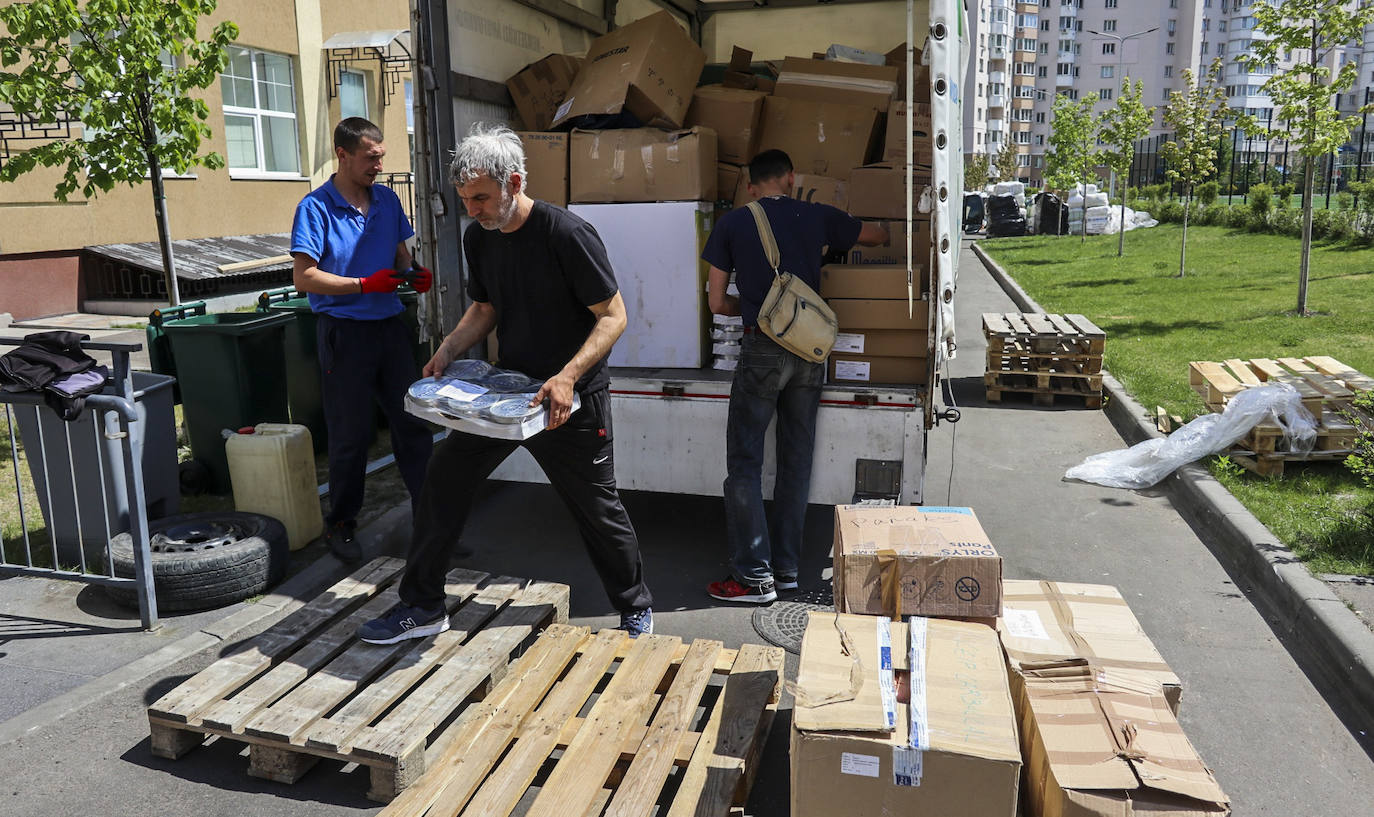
[707,577,777,604]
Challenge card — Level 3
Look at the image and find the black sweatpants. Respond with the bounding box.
[317,313,433,525]
[399,388,652,614]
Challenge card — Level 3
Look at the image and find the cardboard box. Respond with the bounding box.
[733,165,755,207]
[506,55,582,132]
[758,97,880,181]
[791,174,848,211]
[830,354,925,385]
[792,612,1020,817]
[830,298,929,331]
[517,132,568,207]
[842,219,932,265]
[820,264,925,299]
[882,102,934,164]
[717,163,742,204]
[998,580,1184,714]
[552,11,705,130]
[847,164,933,220]
[569,127,716,203]
[774,56,899,112]
[884,43,930,102]
[1013,665,1229,816]
[686,85,766,165]
[832,505,1002,618]
[832,328,925,358]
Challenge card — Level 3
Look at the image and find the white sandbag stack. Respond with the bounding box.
[992,180,1028,217]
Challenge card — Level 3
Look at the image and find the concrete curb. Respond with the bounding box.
[971,241,1374,735]
[0,503,412,746]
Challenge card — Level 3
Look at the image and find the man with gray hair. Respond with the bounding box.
[358,124,654,642]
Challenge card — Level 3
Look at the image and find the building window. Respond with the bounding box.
[1101,65,1114,78]
[1103,19,1116,32]
[404,78,415,159]
[1040,43,1050,54]
[1038,65,1048,77]
[1163,88,1171,102]
[1036,134,1045,145]
[1201,42,1210,54]
[1102,43,1116,55]
[221,46,300,176]
[1166,42,1175,55]
[1169,0,1177,6]
[340,69,368,120]
[1036,111,1046,123]
[1066,88,1079,100]
[1165,65,1173,77]
[1219,20,1226,31]
[1057,62,1073,75]
[1040,19,1050,30]
[1105,0,1116,6]
[1099,87,1113,100]
[1167,19,1176,36]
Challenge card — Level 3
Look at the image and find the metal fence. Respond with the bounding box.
[381,171,416,223]
[0,338,158,629]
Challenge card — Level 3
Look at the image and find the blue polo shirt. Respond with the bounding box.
[290,176,414,320]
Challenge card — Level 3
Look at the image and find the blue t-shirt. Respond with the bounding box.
[290,177,415,320]
[701,196,862,327]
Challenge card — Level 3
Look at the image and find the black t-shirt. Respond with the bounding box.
[465,201,619,394]
[701,196,862,327]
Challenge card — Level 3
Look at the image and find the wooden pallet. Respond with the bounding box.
[985,370,1104,408]
[1189,356,1371,415]
[983,312,1106,358]
[1226,448,1351,478]
[379,627,785,817]
[146,558,570,802]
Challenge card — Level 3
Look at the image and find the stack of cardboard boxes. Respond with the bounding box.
[792,504,1231,817]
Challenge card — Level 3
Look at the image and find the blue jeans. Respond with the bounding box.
[723,333,824,585]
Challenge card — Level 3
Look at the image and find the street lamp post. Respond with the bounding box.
[1088,25,1158,256]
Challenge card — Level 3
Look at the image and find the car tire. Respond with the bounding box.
[103,511,289,612]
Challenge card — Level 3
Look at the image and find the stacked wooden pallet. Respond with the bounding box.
[983,312,1106,408]
[1187,356,1374,476]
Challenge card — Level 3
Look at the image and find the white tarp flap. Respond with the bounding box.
[930,0,965,365]
[322,29,409,52]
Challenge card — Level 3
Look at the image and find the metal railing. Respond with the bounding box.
[0,338,158,630]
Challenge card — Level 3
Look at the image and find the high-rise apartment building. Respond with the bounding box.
[963,0,1373,189]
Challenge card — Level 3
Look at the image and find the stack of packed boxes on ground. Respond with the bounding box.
[793,504,1231,816]
[504,16,933,383]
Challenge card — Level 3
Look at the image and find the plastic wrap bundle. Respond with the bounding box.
[1064,384,1316,489]
[1033,192,1070,235]
[404,365,578,439]
[712,314,743,371]
[986,193,1027,237]
[1084,192,1109,208]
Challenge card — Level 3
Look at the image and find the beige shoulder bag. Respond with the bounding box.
[745,201,838,364]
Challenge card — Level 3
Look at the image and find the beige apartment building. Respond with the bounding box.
[0,0,413,319]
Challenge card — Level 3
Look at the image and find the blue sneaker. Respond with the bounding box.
[619,607,653,638]
[357,602,450,645]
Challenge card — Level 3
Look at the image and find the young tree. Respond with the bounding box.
[964,152,990,191]
[0,0,238,306]
[1160,59,1228,277]
[994,139,1019,186]
[1097,77,1154,257]
[1045,93,1099,242]
[1237,0,1374,314]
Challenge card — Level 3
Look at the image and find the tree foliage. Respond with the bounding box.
[0,0,239,200]
[1097,77,1154,255]
[1044,93,1098,195]
[1161,59,1228,276]
[964,152,990,191]
[994,139,1019,184]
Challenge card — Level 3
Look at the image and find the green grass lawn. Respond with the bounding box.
[981,224,1374,576]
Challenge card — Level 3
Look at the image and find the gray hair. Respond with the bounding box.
[449,123,527,190]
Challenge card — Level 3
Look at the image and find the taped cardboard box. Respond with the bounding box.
[792,173,848,210]
[832,505,1002,618]
[882,102,934,164]
[792,612,1020,817]
[998,580,1183,714]
[774,56,899,112]
[506,54,582,132]
[569,127,717,203]
[830,298,929,332]
[686,85,766,165]
[517,132,568,207]
[832,328,925,358]
[1013,665,1229,817]
[839,219,932,265]
[758,97,880,181]
[717,163,742,204]
[820,264,926,299]
[847,163,934,220]
[830,354,925,385]
[885,43,930,102]
[552,11,705,130]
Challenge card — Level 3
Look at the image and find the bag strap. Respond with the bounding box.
[745,201,781,278]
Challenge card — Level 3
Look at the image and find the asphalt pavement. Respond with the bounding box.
[1,240,1372,815]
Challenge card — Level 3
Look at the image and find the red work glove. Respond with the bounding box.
[359,268,401,294]
[407,264,433,294]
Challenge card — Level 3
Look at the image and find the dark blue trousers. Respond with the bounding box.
[317,313,432,526]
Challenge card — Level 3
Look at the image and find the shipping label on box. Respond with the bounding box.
[687,85,766,165]
[829,354,925,386]
[832,505,1002,618]
[791,174,848,210]
[506,55,582,132]
[569,127,717,203]
[844,219,932,265]
[758,97,880,181]
[517,132,569,207]
[552,11,706,130]
[830,298,929,331]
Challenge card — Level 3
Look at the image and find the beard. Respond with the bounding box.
[477,186,520,231]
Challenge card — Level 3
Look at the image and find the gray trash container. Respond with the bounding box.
[15,371,179,568]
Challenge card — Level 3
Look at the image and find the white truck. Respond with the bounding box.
[409,0,965,505]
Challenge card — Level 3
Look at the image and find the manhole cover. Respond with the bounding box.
[752,588,835,655]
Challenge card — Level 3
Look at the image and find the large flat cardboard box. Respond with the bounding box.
[1013,665,1229,816]
[517,132,568,207]
[569,127,716,203]
[774,56,899,112]
[552,11,705,130]
[833,505,1002,618]
[832,328,925,358]
[791,173,848,210]
[831,298,929,332]
[847,164,933,219]
[821,264,926,299]
[830,354,925,385]
[882,102,934,164]
[686,85,766,165]
[840,219,932,265]
[999,580,1183,713]
[792,612,1020,817]
[506,54,582,132]
[758,97,879,181]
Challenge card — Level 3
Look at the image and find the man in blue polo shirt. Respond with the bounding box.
[290,117,434,563]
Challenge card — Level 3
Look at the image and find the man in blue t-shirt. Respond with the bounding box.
[290,117,434,564]
[701,149,888,604]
